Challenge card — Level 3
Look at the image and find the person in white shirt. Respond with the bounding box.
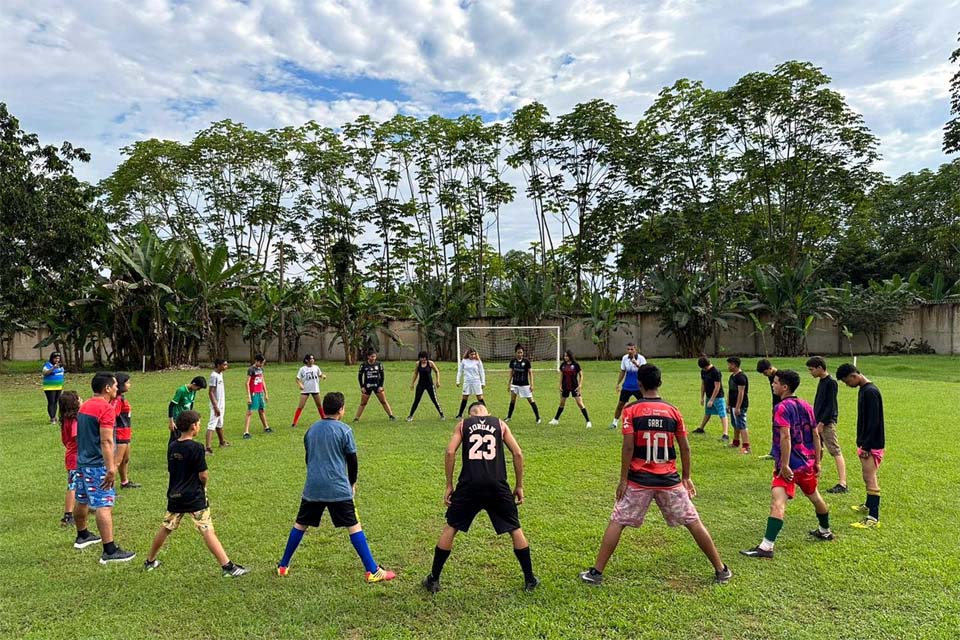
[206,358,231,452]
[455,348,486,419]
[609,343,647,430]
[292,354,327,428]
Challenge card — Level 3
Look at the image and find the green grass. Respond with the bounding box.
[2,355,960,639]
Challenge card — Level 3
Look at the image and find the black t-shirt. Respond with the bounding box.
[766,373,782,408]
[814,375,839,424]
[509,358,532,386]
[728,371,749,409]
[358,362,384,388]
[458,415,508,488]
[166,439,207,513]
[560,361,581,392]
[701,367,724,399]
[856,383,885,450]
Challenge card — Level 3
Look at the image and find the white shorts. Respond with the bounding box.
[510,385,533,399]
[461,382,484,396]
[207,413,223,431]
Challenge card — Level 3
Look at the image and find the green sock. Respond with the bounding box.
[816,511,830,530]
[764,517,784,542]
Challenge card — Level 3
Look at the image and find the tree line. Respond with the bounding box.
[2,53,959,368]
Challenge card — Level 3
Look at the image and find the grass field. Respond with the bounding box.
[2,355,959,639]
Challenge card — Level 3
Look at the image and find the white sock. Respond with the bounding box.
[819,526,831,534]
[759,539,775,551]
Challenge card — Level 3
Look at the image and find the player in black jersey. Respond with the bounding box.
[506,345,541,424]
[422,403,538,593]
[352,350,396,422]
[550,349,591,428]
[407,351,444,421]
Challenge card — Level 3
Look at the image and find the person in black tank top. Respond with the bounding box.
[407,351,444,421]
[422,403,539,593]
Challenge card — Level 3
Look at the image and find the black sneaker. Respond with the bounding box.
[99,547,136,565]
[719,434,730,442]
[808,529,835,541]
[422,575,441,593]
[692,428,706,434]
[826,484,848,494]
[389,415,397,422]
[59,514,75,527]
[740,546,774,559]
[120,481,142,489]
[715,565,733,584]
[242,432,252,440]
[223,563,249,577]
[524,577,540,592]
[579,568,602,586]
[74,531,102,549]
[264,427,273,433]
[144,559,160,571]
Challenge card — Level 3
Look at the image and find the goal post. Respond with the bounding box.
[455,326,561,371]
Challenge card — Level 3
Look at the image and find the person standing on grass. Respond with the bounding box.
[609,343,645,430]
[113,373,140,489]
[353,349,396,422]
[506,345,541,424]
[740,370,833,559]
[837,363,885,530]
[292,354,326,428]
[206,359,230,453]
[169,376,207,443]
[407,351,444,421]
[143,410,248,577]
[276,392,397,583]
[693,356,730,441]
[58,391,81,527]
[455,348,486,420]
[806,356,847,494]
[550,349,592,428]
[726,357,751,454]
[422,402,538,594]
[73,371,136,564]
[42,351,65,423]
[243,354,271,439]
[579,364,732,586]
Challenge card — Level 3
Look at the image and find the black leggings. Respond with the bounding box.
[45,390,62,421]
[409,385,443,417]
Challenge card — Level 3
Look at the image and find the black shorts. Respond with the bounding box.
[445,484,521,535]
[561,389,580,398]
[301,392,320,396]
[361,385,381,395]
[295,498,358,528]
[619,389,642,404]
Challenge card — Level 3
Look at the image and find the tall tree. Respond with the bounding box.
[944,32,960,154]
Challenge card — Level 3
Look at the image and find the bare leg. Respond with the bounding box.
[200,529,230,566]
[834,453,848,487]
[64,488,75,515]
[685,520,725,571]
[94,507,115,544]
[116,444,129,484]
[205,429,213,450]
[376,390,394,417]
[719,416,729,437]
[146,527,171,562]
[243,410,253,435]
[258,409,269,429]
[613,401,625,422]
[437,524,458,551]
[592,521,626,573]
[509,528,529,549]
[355,393,370,420]
[312,394,324,415]
[73,503,89,533]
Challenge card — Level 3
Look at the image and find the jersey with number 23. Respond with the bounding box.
[458,415,508,488]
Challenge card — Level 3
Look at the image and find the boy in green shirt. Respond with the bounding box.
[168,376,207,442]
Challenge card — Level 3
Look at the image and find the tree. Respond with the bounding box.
[945,32,960,154]
[580,291,630,360]
[748,258,833,356]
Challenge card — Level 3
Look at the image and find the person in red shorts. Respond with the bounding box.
[579,364,732,586]
[741,369,833,559]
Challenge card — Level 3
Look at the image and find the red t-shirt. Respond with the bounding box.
[620,398,687,489]
[61,417,78,471]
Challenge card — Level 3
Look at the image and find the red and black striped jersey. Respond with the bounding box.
[621,398,687,489]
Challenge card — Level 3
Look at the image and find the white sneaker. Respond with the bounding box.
[586,421,592,429]
[548,419,559,425]
[405,416,413,422]
[608,421,618,430]
[536,418,542,424]
[504,417,511,423]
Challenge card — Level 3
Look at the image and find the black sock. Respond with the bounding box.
[103,541,118,555]
[514,546,535,582]
[531,403,540,420]
[866,494,880,520]
[507,400,516,419]
[478,399,485,406]
[554,406,564,420]
[431,546,451,580]
[222,560,235,570]
[77,528,89,537]
[457,399,467,417]
[63,511,71,518]
[580,407,590,421]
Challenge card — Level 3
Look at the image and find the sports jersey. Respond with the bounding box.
[509,358,532,386]
[457,359,485,385]
[208,370,225,410]
[247,366,265,393]
[771,397,817,473]
[856,383,884,450]
[297,365,323,394]
[813,375,838,424]
[620,353,646,391]
[728,371,749,409]
[170,385,196,419]
[560,361,581,392]
[358,362,384,389]
[114,394,131,431]
[700,366,724,399]
[458,415,508,487]
[42,361,65,391]
[621,398,686,489]
[76,396,116,467]
[61,417,78,471]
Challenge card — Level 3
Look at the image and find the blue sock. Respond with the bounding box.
[279,527,305,568]
[349,530,378,573]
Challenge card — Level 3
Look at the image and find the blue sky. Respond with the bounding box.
[1,0,957,248]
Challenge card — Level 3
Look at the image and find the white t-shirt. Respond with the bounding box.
[457,359,486,386]
[298,365,323,394]
[208,370,225,411]
[620,353,646,391]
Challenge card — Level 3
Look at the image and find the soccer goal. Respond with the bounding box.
[455,326,561,371]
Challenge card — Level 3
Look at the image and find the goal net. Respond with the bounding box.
[455,326,561,372]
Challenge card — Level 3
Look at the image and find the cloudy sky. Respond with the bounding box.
[2,0,957,228]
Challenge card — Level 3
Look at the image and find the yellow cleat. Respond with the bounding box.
[850,517,880,529]
[850,504,869,514]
